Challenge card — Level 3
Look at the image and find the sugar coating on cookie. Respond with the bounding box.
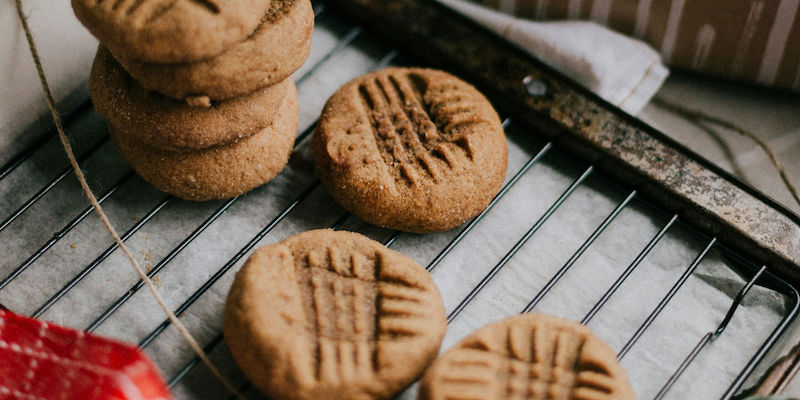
[110,79,298,201]
[224,229,447,400]
[91,45,293,152]
[313,68,508,233]
[71,0,272,63]
[419,314,636,400]
[114,0,314,101]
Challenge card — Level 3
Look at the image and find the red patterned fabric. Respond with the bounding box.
[0,310,171,400]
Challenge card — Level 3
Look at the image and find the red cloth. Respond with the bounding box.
[0,310,171,400]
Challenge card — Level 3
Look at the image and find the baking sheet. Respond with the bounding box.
[0,7,791,400]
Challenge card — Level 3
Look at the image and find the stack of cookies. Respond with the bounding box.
[74,0,314,201]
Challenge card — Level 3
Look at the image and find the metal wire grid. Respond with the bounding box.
[1,3,798,399]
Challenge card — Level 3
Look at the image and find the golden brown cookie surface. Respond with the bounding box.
[71,0,272,63]
[110,79,297,201]
[223,229,447,400]
[91,45,292,152]
[114,0,314,100]
[419,314,636,400]
[313,68,508,233]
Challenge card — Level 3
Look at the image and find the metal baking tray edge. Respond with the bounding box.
[328,0,800,286]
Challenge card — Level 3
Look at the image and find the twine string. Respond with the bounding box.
[14,0,798,397]
[13,1,243,397]
[653,96,800,210]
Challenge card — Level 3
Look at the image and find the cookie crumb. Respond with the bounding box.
[185,95,212,108]
[71,243,77,249]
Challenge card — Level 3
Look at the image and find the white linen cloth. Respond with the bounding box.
[438,0,669,115]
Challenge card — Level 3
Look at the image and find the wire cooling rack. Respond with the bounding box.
[2,1,799,399]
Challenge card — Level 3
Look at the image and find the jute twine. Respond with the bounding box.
[652,96,800,210]
[13,1,799,398]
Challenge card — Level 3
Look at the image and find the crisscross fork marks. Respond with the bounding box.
[136,0,179,23]
[94,0,220,17]
[121,0,147,15]
[407,74,482,157]
[304,247,376,384]
[189,0,219,13]
[109,0,132,11]
[445,326,612,400]
[92,0,168,19]
[114,0,219,24]
[359,78,424,185]
[357,72,486,186]
[301,248,427,384]
[515,328,594,400]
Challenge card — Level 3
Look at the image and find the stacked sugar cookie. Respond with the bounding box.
[74,0,314,201]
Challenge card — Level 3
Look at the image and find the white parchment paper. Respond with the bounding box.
[0,8,790,400]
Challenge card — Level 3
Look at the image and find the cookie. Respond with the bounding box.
[113,0,314,101]
[312,68,508,233]
[91,45,293,152]
[223,229,447,400]
[419,314,636,400]
[71,0,272,63]
[109,79,297,201]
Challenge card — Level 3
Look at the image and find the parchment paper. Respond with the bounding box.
[0,0,97,168]
[0,9,790,400]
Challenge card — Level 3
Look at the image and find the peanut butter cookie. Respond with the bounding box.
[419,314,636,400]
[110,79,297,201]
[91,45,293,152]
[312,68,508,233]
[113,0,314,101]
[224,229,447,400]
[72,0,272,63]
